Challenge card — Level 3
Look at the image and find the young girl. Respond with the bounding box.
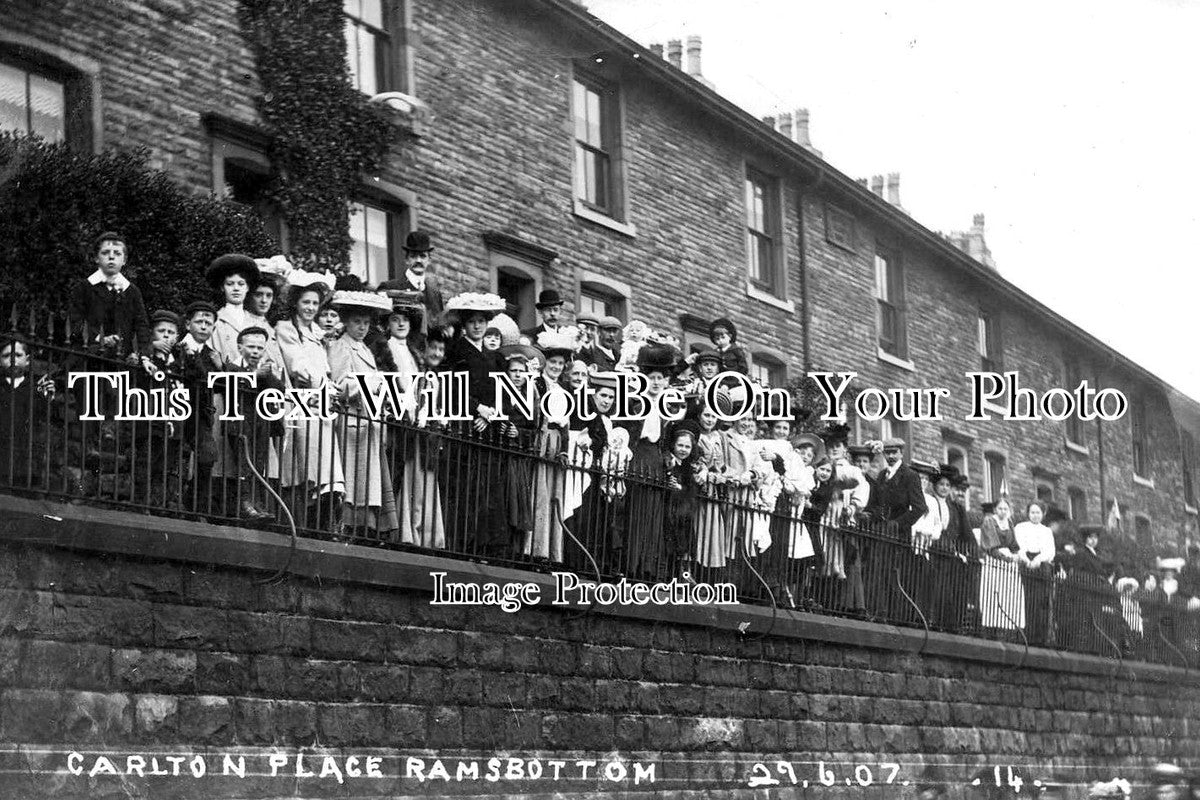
[528,328,576,564]
[274,282,346,530]
[693,404,731,573]
[663,421,703,583]
[327,291,400,541]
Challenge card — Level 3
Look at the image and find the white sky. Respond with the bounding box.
[584,0,1200,401]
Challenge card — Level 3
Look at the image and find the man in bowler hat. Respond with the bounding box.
[522,289,565,339]
[378,231,444,325]
[872,438,928,621]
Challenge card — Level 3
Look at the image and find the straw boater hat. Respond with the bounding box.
[330,290,392,317]
[206,254,260,289]
[589,371,621,392]
[536,328,578,360]
[790,432,825,460]
[444,292,506,322]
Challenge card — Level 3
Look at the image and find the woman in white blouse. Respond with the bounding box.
[205,256,282,498]
[274,282,346,528]
[1013,500,1057,645]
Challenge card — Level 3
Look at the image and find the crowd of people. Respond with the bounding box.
[2,229,1199,659]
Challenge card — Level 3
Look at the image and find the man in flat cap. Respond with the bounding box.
[378,231,444,327]
[589,316,622,372]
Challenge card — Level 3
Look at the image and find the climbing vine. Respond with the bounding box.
[237,0,394,270]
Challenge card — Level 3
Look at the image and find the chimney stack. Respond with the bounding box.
[776,111,793,141]
[685,35,702,76]
[886,173,901,206]
[649,43,664,59]
[948,213,996,269]
[870,175,884,197]
[667,40,683,69]
[856,178,869,189]
[793,108,812,147]
[761,114,777,129]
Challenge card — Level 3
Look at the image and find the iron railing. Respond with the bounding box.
[1,330,1197,668]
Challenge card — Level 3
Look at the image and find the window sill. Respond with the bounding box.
[1064,440,1090,456]
[1133,474,1155,489]
[573,200,637,238]
[745,284,795,313]
[1185,504,1198,516]
[876,348,915,372]
[369,92,430,137]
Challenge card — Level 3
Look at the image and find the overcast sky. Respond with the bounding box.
[584,0,1200,401]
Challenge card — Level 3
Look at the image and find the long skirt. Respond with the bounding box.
[558,430,592,522]
[529,428,565,562]
[278,412,344,496]
[695,485,732,569]
[979,555,1026,630]
[398,436,445,549]
[338,413,398,536]
[622,439,665,579]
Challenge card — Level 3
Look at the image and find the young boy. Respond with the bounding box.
[175,302,221,514]
[482,326,502,352]
[136,310,185,508]
[69,231,150,359]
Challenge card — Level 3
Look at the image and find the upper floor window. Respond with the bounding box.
[745,168,781,294]
[1064,357,1085,447]
[978,311,1001,372]
[1035,482,1054,506]
[1131,395,1149,479]
[344,0,407,95]
[0,60,65,142]
[875,248,907,357]
[572,75,620,217]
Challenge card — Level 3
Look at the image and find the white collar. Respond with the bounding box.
[6,375,25,389]
[406,269,426,290]
[87,269,131,291]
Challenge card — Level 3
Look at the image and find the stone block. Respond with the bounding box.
[111,647,195,693]
[177,695,233,744]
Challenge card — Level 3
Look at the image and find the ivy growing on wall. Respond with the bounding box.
[237,0,394,270]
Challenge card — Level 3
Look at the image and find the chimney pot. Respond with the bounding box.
[777,111,793,141]
[973,213,985,229]
[870,175,884,196]
[685,35,702,76]
[793,108,812,147]
[886,172,901,206]
[649,43,664,58]
[762,115,776,129]
[667,39,683,69]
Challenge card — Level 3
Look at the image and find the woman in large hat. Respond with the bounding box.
[379,293,446,550]
[273,274,345,529]
[618,341,680,579]
[327,290,399,540]
[690,391,733,574]
[526,327,578,564]
[441,291,510,556]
